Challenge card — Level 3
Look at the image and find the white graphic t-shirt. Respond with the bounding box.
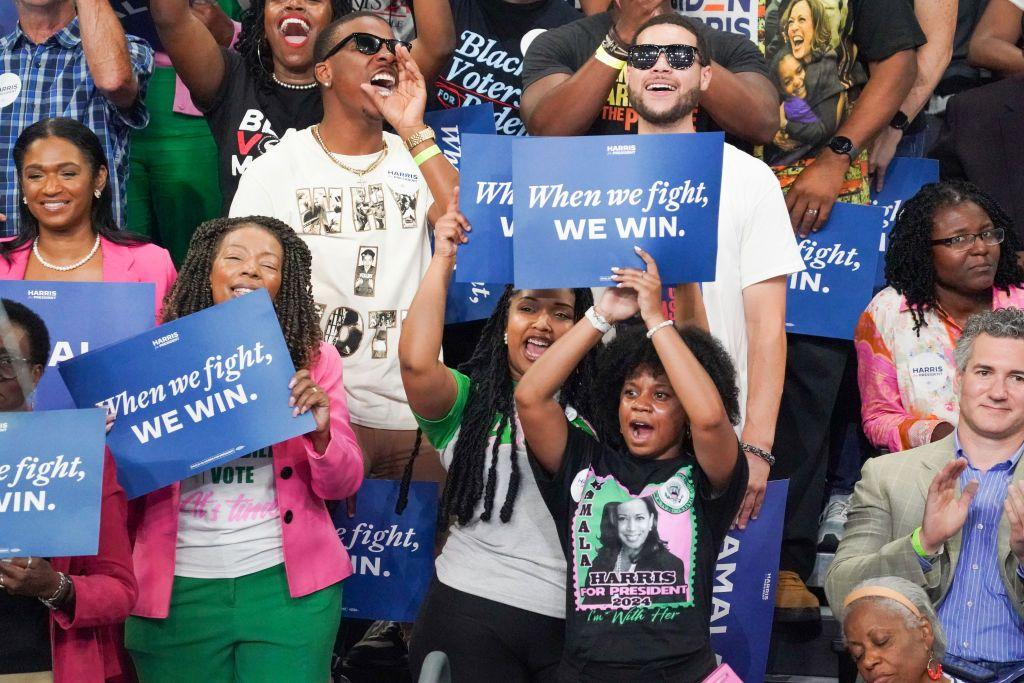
[230,128,434,430]
[175,447,284,578]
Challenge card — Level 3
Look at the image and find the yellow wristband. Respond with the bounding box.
[595,45,626,71]
[911,526,932,559]
[413,144,442,166]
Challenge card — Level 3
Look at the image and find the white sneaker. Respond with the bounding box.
[817,493,851,552]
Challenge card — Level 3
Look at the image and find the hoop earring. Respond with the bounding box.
[257,38,270,72]
[926,656,943,681]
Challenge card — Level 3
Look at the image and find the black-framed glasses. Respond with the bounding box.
[321,32,412,62]
[0,354,31,381]
[930,227,1005,252]
[626,44,701,71]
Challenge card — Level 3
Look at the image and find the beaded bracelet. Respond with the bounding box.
[740,442,775,467]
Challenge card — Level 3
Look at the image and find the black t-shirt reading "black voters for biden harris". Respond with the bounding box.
[428,0,580,136]
[533,426,747,682]
[203,49,323,213]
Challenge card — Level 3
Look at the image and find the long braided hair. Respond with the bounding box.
[235,0,353,93]
[162,216,322,370]
[885,181,1024,335]
[397,286,600,525]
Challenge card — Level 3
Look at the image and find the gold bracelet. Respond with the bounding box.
[404,126,436,151]
[595,45,626,71]
[413,144,442,166]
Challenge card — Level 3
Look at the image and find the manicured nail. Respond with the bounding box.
[611,266,622,272]
[634,245,642,252]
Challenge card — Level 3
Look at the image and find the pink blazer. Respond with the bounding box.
[0,237,177,322]
[130,342,364,618]
[50,451,138,683]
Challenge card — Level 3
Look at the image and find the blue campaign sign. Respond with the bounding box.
[424,103,496,168]
[456,134,516,284]
[59,290,314,499]
[711,479,788,682]
[0,282,155,410]
[423,105,503,324]
[0,409,106,557]
[870,157,939,289]
[513,133,723,288]
[333,479,439,622]
[786,203,885,339]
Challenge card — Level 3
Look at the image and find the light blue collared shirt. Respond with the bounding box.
[933,432,1024,664]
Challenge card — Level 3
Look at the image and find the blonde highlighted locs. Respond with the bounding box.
[161,216,323,370]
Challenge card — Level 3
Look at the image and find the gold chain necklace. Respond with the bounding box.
[312,125,388,178]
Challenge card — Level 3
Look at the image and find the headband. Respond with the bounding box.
[843,586,923,619]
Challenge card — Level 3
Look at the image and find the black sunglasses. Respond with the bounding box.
[626,44,701,71]
[321,32,412,62]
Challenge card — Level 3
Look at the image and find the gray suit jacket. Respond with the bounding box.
[824,435,1024,618]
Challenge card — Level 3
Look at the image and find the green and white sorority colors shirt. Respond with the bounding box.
[415,368,593,619]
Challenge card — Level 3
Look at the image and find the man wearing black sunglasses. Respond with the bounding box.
[229,8,456,615]
[626,16,804,622]
[520,0,779,146]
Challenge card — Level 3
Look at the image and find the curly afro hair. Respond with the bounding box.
[162,216,322,371]
[885,180,1024,335]
[592,323,740,453]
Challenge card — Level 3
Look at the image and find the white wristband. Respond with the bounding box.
[646,320,674,339]
[585,306,612,334]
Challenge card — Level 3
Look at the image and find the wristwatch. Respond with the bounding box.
[826,135,857,160]
[889,111,910,131]
[404,127,435,151]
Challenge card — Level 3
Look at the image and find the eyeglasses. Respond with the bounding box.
[321,32,412,62]
[626,44,702,71]
[930,227,1005,252]
[0,354,31,381]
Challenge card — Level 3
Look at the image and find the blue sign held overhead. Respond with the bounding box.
[870,157,939,289]
[423,105,503,324]
[786,203,885,339]
[457,134,517,284]
[513,133,723,288]
[59,290,315,499]
[0,282,155,410]
[711,480,788,683]
[333,479,439,622]
[0,409,107,557]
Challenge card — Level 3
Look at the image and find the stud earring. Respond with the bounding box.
[22,196,27,204]
[94,189,102,198]
[503,332,508,345]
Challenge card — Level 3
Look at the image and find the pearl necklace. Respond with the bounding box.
[32,235,101,272]
[272,74,318,91]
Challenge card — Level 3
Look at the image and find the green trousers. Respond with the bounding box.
[125,564,342,683]
[126,66,221,266]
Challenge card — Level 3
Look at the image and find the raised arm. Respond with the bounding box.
[77,0,147,110]
[399,191,469,420]
[521,0,662,136]
[408,0,456,86]
[616,250,738,490]
[150,0,227,110]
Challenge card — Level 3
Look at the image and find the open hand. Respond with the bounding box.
[433,187,470,259]
[361,44,426,135]
[1006,480,1024,565]
[920,459,978,554]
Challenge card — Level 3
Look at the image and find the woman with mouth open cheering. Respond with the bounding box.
[515,249,747,682]
[147,0,454,211]
[398,188,601,682]
[123,215,364,682]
